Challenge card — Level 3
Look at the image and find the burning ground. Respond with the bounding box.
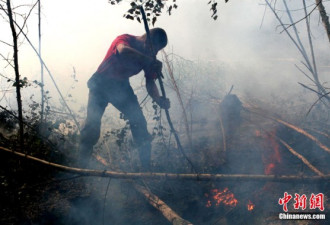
[0,54,330,224]
[0,87,329,224]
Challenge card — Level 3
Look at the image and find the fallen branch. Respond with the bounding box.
[246,106,330,154]
[134,184,193,225]
[306,128,330,139]
[276,137,325,176]
[95,155,193,225]
[247,115,325,177]
[1,146,330,183]
[272,117,330,154]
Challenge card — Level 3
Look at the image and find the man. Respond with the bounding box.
[79,28,170,170]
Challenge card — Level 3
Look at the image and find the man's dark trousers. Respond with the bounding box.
[79,74,151,170]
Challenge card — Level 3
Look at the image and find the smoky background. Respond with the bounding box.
[0,0,329,224]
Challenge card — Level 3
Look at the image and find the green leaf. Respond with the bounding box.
[168,5,172,15]
[212,9,217,17]
[128,8,134,14]
[125,14,134,20]
[152,17,157,26]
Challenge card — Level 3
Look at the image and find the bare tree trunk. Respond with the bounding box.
[38,0,45,124]
[316,0,330,42]
[6,0,24,148]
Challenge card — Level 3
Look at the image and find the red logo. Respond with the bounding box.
[279,192,324,212]
[310,193,324,211]
[278,192,292,212]
[293,194,307,210]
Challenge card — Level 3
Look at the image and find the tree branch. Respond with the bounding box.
[280,2,319,34]
[96,154,193,225]
[298,82,327,105]
[1,146,330,183]
[0,52,14,69]
[0,39,13,47]
[277,137,324,176]
[11,16,80,131]
[162,49,192,151]
[316,0,330,42]
[266,0,330,104]
[247,106,330,154]
[306,91,330,116]
[134,184,193,225]
[16,0,39,38]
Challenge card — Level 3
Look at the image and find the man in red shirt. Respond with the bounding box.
[79,28,169,170]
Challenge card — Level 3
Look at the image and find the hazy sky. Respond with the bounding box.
[0,0,329,111]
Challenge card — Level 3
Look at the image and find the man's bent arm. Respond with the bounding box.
[146,78,161,101]
[116,44,153,68]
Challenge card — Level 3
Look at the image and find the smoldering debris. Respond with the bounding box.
[1,92,328,225]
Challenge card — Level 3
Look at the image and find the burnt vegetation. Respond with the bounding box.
[0,0,330,225]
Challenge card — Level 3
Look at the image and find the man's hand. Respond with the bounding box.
[155,96,170,110]
[146,78,169,109]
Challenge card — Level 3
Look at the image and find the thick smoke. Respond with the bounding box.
[0,0,329,224]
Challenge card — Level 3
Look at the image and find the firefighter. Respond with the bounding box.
[79,28,170,170]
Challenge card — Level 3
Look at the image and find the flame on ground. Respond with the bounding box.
[247,200,255,211]
[205,188,238,208]
[256,128,282,175]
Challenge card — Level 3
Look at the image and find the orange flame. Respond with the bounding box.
[262,129,282,175]
[265,163,275,175]
[205,188,238,208]
[247,200,255,211]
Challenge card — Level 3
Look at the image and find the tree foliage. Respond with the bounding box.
[208,0,229,20]
[108,0,229,25]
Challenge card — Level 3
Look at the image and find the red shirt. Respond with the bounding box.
[96,34,156,80]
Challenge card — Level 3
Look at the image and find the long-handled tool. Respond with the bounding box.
[139,6,197,173]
